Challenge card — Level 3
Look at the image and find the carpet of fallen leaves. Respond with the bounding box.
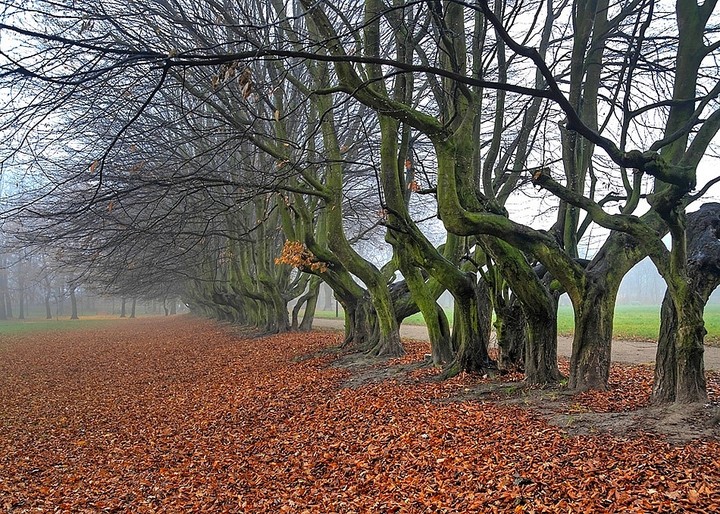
[1,317,719,513]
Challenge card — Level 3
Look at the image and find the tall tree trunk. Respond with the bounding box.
[525,301,562,385]
[652,290,676,404]
[69,286,79,320]
[299,277,321,331]
[120,297,127,318]
[482,238,561,384]
[290,284,310,330]
[426,301,453,365]
[341,294,378,351]
[444,277,495,377]
[568,232,643,391]
[495,296,526,371]
[270,290,290,333]
[569,279,615,391]
[653,203,720,404]
[130,298,137,318]
[313,90,403,357]
[45,291,52,319]
[395,245,453,366]
[367,283,404,357]
[673,293,707,403]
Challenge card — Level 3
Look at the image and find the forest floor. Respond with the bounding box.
[1,316,719,512]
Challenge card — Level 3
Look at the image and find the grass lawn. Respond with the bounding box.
[0,316,130,336]
[558,304,720,344]
[315,304,720,344]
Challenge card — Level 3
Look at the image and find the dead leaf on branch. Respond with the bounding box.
[238,67,253,99]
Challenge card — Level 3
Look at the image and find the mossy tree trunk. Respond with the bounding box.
[494,294,526,372]
[652,291,678,403]
[291,276,321,332]
[569,275,616,391]
[443,275,494,377]
[377,104,454,363]
[648,4,718,404]
[653,203,720,404]
[315,92,403,357]
[664,274,708,403]
[652,289,708,404]
[482,237,562,384]
[395,242,453,366]
[524,303,561,385]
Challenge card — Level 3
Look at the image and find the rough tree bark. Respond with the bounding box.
[653,202,720,404]
[495,295,526,371]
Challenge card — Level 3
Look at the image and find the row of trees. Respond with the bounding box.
[1,0,719,404]
[0,240,185,319]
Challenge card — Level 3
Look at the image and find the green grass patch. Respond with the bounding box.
[705,306,720,344]
[558,304,720,343]
[315,303,720,344]
[0,317,124,336]
[312,309,345,321]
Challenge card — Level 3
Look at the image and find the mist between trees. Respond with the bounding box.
[1,0,720,404]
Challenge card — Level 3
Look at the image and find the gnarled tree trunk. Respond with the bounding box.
[444,276,495,377]
[495,296,526,371]
[653,202,720,404]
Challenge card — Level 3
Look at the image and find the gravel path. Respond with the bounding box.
[312,317,720,370]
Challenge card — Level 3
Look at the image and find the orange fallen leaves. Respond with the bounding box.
[0,317,718,512]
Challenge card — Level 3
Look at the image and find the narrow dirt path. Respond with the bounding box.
[312,317,720,370]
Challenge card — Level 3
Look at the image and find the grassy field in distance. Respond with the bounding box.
[558,304,720,344]
[0,316,133,336]
[315,303,720,344]
[4,304,718,343]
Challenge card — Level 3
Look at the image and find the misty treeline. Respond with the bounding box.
[0,244,183,320]
[0,246,81,320]
[1,0,719,404]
